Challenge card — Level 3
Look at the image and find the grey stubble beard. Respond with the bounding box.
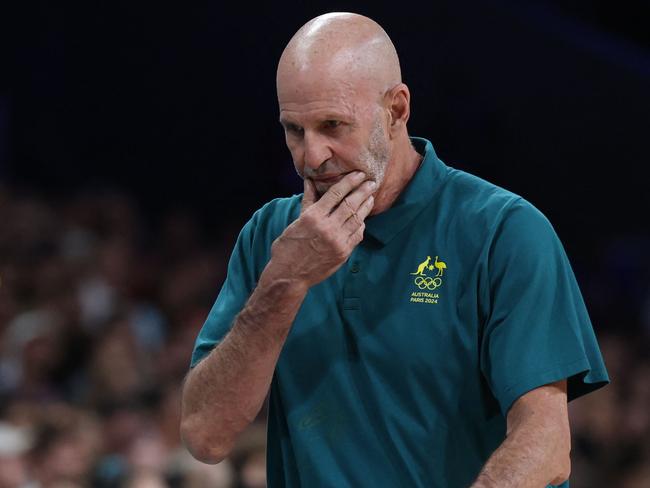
[358,113,390,186]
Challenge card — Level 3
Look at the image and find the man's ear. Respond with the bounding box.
[385,83,411,138]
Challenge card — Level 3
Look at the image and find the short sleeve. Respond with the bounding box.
[480,199,609,416]
[190,216,259,368]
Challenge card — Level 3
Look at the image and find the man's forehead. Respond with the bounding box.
[279,78,356,104]
[278,69,377,109]
[278,85,378,126]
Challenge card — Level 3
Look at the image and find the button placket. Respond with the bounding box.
[342,250,364,311]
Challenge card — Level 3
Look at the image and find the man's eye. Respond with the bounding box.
[323,120,341,129]
[286,124,304,136]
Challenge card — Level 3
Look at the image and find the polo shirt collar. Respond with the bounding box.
[364,137,447,246]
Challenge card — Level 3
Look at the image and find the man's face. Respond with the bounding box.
[278,79,391,197]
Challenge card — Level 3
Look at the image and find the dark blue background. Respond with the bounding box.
[3,0,649,333]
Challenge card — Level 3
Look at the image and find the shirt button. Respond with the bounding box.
[350,263,360,273]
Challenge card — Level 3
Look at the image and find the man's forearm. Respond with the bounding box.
[472,426,563,487]
[472,383,571,488]
[180,261,308,463]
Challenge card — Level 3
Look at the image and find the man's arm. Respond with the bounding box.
[180,171,375,464]
[472,380,571,488]
[180,266,307,464]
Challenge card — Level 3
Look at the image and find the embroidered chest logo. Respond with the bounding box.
[409,255,447,304]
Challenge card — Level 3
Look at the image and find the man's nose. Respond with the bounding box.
[303,131,332,171]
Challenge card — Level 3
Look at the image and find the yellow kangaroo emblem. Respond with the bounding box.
[411,256,432,276]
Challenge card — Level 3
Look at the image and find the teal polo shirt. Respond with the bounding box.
[191,137,609,487]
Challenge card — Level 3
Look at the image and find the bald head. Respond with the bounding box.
[277,14,418,214]
[277,13,402,103]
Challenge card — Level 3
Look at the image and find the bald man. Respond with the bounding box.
[181,13,608,488]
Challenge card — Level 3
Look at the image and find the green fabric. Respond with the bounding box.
[191,137,608,487]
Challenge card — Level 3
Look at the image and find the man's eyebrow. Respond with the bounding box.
[279,114,350,128]
[279,118,296,127]
[320,113,348,120]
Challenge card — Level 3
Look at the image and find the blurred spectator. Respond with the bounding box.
[229,424,267,488]
[0,422,32,488]
[26,405,101,487]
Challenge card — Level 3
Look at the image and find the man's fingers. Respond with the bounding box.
[354,194,375,223]
[342,194,374,235]
[331,179,376,223]
[347,221,366,246]
[316,171,366,212]
[301,178,318,212]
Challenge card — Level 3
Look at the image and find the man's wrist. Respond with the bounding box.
[260,258,310,296]
[233,260,310,341]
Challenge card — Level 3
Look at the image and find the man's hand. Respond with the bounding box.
[270,171,376,287]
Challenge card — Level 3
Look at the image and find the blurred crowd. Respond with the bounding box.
[0,188,265,488]
[0,186,648,487]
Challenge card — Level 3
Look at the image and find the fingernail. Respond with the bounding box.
[368,180,377,189]
[353,171,365,179]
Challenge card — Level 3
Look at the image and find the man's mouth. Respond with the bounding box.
[313,174,343,184]
[311,171,353,185]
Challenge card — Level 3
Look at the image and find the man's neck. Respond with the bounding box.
[370,139,423,216]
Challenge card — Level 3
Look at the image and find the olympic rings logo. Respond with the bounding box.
[414,276,442,290]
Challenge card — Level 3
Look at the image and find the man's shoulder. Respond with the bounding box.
[446,166,520,205]
[431,164,556,247]
[443,166,533,220]
[416,137,524,214]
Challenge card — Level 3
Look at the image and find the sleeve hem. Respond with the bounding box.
[496,357,609,416]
